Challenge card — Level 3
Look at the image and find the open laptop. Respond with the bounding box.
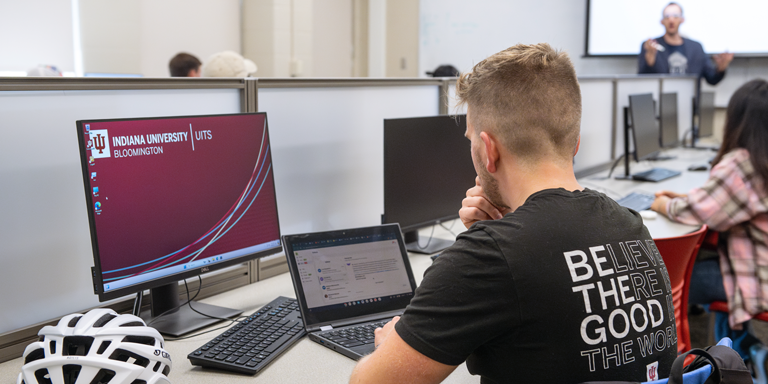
[283,224,418,360]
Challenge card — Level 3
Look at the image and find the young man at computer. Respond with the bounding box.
[350,43,677,383]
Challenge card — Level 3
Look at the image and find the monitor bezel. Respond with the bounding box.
[629,93,662,162]
[76,112,282,302]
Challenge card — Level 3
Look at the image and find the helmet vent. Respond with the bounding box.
[91,368,116,384]
[96,340,112,354]
[130,380,147,384]
[122,336,156,346]
[120,321,144,327]
[63,336,94,356]
[24,348,45,365]
[67,316,82,328]
[34,368,51,384]
[152,361,161,372]
[109,349,150,367]
[162,365,170,376]
[49,340,56,354]
[62,365,82,383]
[92,313,117,328]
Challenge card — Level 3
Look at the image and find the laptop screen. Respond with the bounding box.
[284,224,417,327]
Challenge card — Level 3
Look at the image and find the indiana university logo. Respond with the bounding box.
[89,130,111,159]
[646,361,659,381]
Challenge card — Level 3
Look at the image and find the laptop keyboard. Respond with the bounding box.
[187,296,306,375]
[318,320,388,348]
[632,168,681,182]
[616,192,655,212]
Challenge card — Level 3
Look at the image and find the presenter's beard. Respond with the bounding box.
[474,155,509,211]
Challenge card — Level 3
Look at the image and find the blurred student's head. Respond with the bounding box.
[716,79,768,184]
[169,53,202,77]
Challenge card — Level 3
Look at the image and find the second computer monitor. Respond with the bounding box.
[629,93,662,161]
[382,115,475,254]
[660,92,679,147]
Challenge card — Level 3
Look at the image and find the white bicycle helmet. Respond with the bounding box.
[18,308,171,384]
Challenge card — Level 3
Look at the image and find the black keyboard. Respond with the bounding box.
[631,168,681,182]
[188,296,306,375]
[317,320,387,348]
[616,192,655,212]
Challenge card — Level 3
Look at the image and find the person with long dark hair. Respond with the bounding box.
[651,79,768,361]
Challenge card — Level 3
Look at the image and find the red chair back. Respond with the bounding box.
[653,225,708,353]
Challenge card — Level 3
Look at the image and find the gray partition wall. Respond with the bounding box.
[0,75,697,362]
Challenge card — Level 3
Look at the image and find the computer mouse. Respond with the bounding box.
[688,164,708,171]
[639,210,657,220]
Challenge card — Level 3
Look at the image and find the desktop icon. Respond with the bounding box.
[91,172,96,181]
[89,156,95,166]
[94,202,102,214]
[85,124,90,132]
[93,186,99,196]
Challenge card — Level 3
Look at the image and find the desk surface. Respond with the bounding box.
[0,147,713,383]
[0,237,480,383]
[579,146,714,238]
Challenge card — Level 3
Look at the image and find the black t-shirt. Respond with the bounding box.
[395,189,678,384]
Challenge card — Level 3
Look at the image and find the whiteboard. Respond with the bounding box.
[259,86,440,236]
[587,0,768,56]
[0,89,240,334]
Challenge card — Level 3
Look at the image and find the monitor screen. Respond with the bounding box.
[77,113,281,334]
[382,115,475,254]
[629,93,661,161]
[698,92,716,138]
[660,92,678,147]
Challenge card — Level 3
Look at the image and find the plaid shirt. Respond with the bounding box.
[665,148,768,328]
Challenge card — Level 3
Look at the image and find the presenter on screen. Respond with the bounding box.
[638,2,733,85]
[350,43,677,384]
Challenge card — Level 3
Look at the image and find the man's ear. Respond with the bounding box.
[574,135,581,156]
[479,131,499,173]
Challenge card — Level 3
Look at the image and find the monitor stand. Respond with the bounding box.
[403,229,454,255]
[135,283,242,337]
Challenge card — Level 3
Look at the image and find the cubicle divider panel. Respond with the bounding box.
[257,85,441,236]
[0,88,242,335]
[614,78,662,160]
[575,79,615,174]
[661,78,697,144]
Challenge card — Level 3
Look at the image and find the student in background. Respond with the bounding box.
[169,52,202,77]
[638,2,733,85]
[202,51,257,77]
[651,79,768,362]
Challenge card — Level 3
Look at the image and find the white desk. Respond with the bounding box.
[0,224,479,383]
[578,146,715,239]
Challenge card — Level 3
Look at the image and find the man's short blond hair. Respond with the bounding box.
[456,43,581,163]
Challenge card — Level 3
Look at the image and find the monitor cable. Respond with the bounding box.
[590,154,625,181]
[413,225,436,251]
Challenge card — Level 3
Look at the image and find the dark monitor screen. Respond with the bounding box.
[382,115,475,254]
[629,93,661,161]
[77,113,281,335]
[698,92,716,138]
[660,92,679,148]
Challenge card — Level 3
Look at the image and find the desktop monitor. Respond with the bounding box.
[382,115,475,254]
[629,93,662,161]
[660,92,679,148]
[76,112,281,336]
[698,92,716,138]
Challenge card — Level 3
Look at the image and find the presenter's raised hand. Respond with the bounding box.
[459,177,511,229]
[643,39,659,67]
[714,52,734,72]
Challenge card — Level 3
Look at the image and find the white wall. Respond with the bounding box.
[0,0,75,73]
[419,0,636,77]
[313,0,353,77]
